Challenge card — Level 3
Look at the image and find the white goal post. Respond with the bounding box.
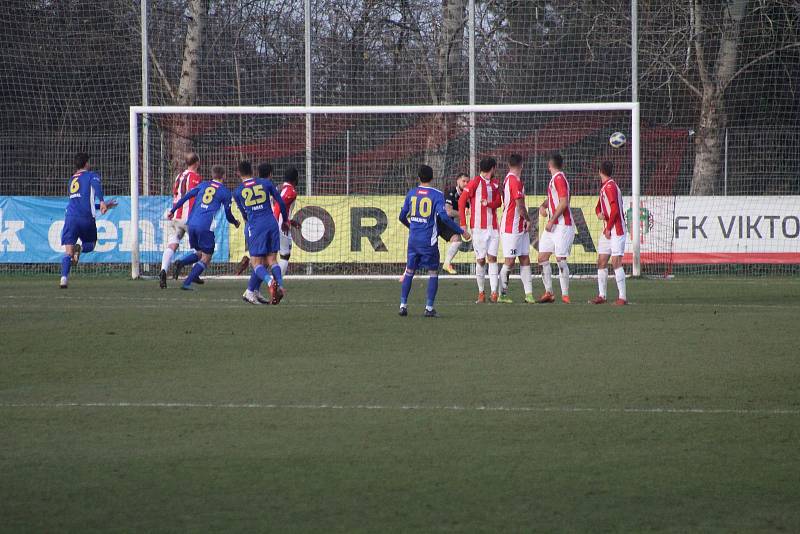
[129,102,641,280]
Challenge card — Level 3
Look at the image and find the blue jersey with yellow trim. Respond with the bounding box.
[233,178,286,228]
[399,185,462,246]
[64,170,104,219]
[172,180,236,231]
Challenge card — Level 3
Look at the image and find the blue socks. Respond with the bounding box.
[177,253,199,268]
[81,241,95,253]
[183,261,206,287]
[400,271,438,310]
[400,271,414,306]
[247,272,261,292]
[60,255,71,278]
[270,264,283,288]
[426,275,439,310]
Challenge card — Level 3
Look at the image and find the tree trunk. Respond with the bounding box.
[169,0,207,173]
[690,89,725,195]
[689,0,747,195]
[424,0,465,182]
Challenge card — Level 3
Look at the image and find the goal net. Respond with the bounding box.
[130,104,656,279]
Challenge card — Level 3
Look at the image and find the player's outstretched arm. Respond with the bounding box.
[398,195,410,229]
[170,186,199,216]
[223,197,240,228]
[233,194,248,222]
[268,182,289,229]
[457,180,475,227]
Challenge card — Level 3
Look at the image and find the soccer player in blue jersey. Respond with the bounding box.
[398,165,469,317]
[232,161,289,305]
[169,164,240,290]
[59,153,117,289]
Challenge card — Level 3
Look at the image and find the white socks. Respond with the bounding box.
[540,262,553,293]
[520,265,533,295]
[475,263,486,292]
[557,259,570,296]
[597,268,608,298]
[488,263,499,293]
[278,258,289,276]
[614,267,627,300]
[161,247,175,272]
[445,241,460,265]
[499,264,510,293]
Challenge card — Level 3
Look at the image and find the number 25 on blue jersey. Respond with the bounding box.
[241,185,267,207]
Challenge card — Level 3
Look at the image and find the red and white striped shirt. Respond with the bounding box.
[501,172,526,234]
[459,175,501,230]
[546,171,573,226]
[595,178,627,237]
[272,182,298,226]
[172,169,201,222]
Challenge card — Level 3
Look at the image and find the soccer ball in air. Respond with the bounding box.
[609,132,627,148]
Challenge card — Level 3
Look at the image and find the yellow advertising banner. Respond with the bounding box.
[229,195,616,264]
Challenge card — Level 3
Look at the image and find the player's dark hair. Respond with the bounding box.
[418,165,434,183]
[185,152,199,167]
[456,172,469,180]
[508,154,523,167]
[284,167,299,185]
[211,165,225,180]
[479,157,497,173]
[73,152,89,170]
[600,160,614,177]
[257,162,272,178]
[549,152,564,170]
[238,161,253,176]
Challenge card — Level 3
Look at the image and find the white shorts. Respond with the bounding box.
[539,224,575,258]
[598,233,626,257]
[472,228,499,260]
[501,232,530,258]
[166,220,188,246]
[279,231,292,256]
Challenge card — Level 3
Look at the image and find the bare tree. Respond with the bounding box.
[169,0,208,172]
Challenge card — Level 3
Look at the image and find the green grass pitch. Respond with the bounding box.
[2,276,800,532]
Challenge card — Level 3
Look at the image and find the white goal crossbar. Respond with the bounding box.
[129,102,641,279]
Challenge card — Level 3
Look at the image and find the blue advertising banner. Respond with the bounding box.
[0,196,230,263]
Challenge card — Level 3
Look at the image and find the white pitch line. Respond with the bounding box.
[1,401,798,415]
[1,295,799,310]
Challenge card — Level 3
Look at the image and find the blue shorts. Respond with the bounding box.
[61,216,97,246]
[247,222,280,257]
[188,226,215,254]
[407,242,440,271]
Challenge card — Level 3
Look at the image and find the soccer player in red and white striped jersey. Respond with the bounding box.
[497,154,534,303]
[273,167,300,276]
[536,153,575,303]
[590,160,628,305]
[159,152,202,288]
[458,157,502,303]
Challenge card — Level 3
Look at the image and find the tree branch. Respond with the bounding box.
[722,41,800,92]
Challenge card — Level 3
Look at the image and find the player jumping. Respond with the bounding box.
[441,172,469,274]
[168,165,240,290]
[498,154,534,303]
[590,160,628,305]
[274,167,300,276]
[458,157,502,303]
[536,153,575,304]
[399,165,468,317]
[233,161,289,305]
[160,152,202,288]
[59,152,117,289]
